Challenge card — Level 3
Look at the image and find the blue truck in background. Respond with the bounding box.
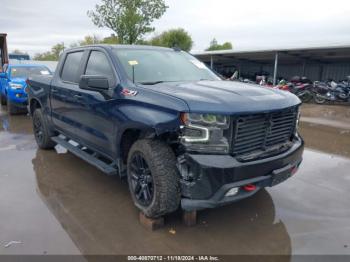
[0,64,51,114]
[27,45,304,218]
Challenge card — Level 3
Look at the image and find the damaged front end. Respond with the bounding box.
[176,108,304,211]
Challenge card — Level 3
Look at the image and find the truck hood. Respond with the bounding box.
[141,80,301,114]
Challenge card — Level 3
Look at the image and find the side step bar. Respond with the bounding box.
[51,135,118,176]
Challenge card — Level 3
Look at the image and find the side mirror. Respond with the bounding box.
[0,72,7,79]
[79,75,110,91]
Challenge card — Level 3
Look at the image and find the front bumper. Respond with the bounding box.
[8,89,28,107]
[178,137,304,211]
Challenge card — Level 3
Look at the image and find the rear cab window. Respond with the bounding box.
[61,51,84,83]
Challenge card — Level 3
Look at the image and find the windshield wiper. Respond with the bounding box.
[139,81,165,85]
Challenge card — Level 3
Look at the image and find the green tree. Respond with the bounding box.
[101,34,119,44]
[33,51,55,61]
[205,38,233,51]
[70,34,119,48]
[80,35,101,46]
[51,43,65,58]
[87,0,168,44]
[34,42,65,61]
[149,28,193,51]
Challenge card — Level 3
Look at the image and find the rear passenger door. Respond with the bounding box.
[51,50,85,136]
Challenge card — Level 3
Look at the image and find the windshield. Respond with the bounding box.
[113,48,219,84]
[10,66,51,78]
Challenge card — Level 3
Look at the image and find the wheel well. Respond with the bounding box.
[29,99,41,115]
[120,129,142,164]
[119,129,178,165]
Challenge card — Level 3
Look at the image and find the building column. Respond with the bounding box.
[302,60,306,76]
[210,55,214,70]
[273,52,279,85]
[319,64,324,81]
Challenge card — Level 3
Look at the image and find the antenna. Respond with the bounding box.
[128,60,139,84]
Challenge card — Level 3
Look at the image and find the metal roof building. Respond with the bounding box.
[193,45,350,84]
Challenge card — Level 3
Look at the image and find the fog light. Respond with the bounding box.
[291,166,298,175]
[225,187,239,197]
[243,184,257,192]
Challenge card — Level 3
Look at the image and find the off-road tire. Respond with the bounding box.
[0,93,6,106]
[127,139,181,218]
[7,97,20,115]
[32,108,56,149]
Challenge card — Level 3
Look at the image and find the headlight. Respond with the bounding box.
[180,113,230,153]
[187,113,229,128]
[9,83,24,90]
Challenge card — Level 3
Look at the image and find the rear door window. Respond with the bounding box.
[61,51,84,83]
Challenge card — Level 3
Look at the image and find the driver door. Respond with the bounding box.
[68,49,118,156]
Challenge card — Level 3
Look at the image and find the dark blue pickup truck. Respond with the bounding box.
[28,45,304,218]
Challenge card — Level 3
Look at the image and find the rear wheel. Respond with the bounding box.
[32,109,56,149]
[127,139,180,218]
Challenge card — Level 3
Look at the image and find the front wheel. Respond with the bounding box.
[32,109,56,149]
[7,97,21,115]
[0,93,6,106]
[127,139,180,218]
[298,91,313,103]
[314,94,326,104]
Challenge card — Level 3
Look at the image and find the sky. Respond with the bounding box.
[1,0,350,56]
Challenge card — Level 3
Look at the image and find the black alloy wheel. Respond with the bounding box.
[127,139,180,218]
[129,152,154,207]
[32,109,56,149]
[33,112,44,144]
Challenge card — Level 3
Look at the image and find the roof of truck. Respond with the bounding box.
[67,44,176,52]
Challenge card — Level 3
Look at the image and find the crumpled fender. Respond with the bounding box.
[117,103,182,137]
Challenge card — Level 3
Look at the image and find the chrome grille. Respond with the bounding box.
[231,107,298,159]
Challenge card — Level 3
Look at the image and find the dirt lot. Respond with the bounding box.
[0,104,349,258]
